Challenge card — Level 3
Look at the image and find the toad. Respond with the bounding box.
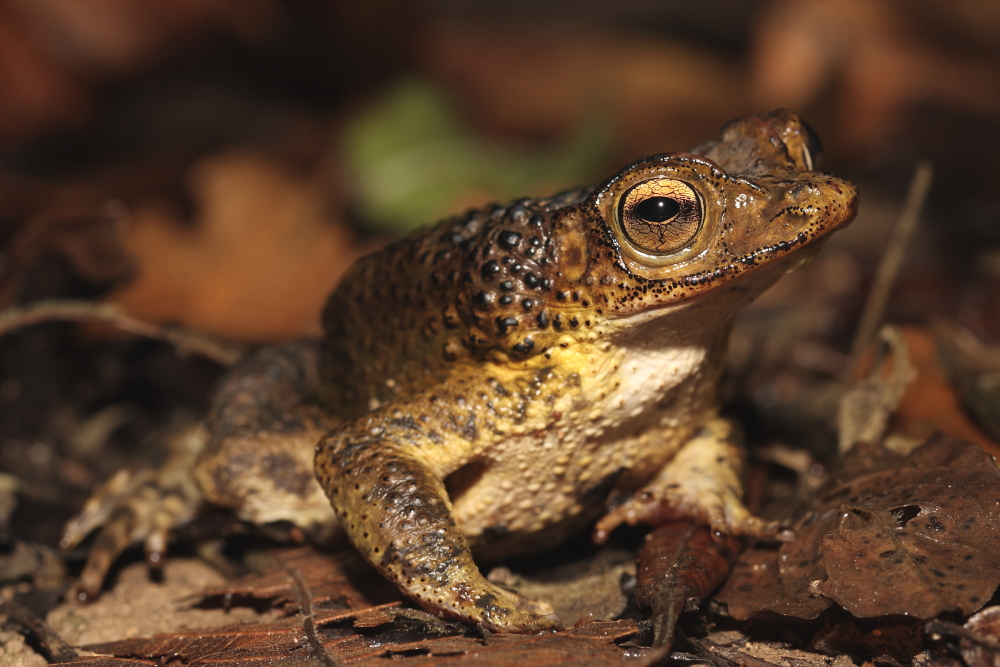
[63,110,858,632]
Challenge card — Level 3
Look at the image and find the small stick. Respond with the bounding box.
[0,299,243,366]
[846,161,933,381]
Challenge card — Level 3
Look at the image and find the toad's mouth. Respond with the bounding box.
[673,189,855,291]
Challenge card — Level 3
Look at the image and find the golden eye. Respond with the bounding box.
[617,179,702,254]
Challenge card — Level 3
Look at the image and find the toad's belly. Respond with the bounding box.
[450,416,698,559]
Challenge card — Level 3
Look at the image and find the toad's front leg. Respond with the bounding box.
[594,417,788,543]
[315,416,562,633]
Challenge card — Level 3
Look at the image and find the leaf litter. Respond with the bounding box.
[4,5,1000,665]
[717,434,1000,621]
[54,550,658,667]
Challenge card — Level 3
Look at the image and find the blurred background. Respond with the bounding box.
[2,0,1000,554]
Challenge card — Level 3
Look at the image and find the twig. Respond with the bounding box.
[846,161,933,381]
[925,619,1000,652]
[0,299,243,366]
[290,567,340,667]
[0,597,78,663]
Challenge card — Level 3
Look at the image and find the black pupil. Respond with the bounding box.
[634,197,680,223]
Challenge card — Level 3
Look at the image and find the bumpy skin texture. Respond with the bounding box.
[64,110,857,630]
[312,110,858,630]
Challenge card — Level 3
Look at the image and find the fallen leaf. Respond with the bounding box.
[716,531,832,621]
[191,546,397,614]
[936,321,1000,456]
[718,435,1000,620]
[634,520,740,649]
[486,546,636,629]
[108,150,367,342]
[59,617,654,666]
[889,327,1000,459]
[838,326,915,454]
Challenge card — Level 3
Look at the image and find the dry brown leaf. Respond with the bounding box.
[192,546,397,614]
[718,435,1000,620]
[888,327,1000,459]
[634,520,740,649]
[108,150,368,342]
[60,618,653,666]
[838,325,915,454]
[936,321,1000,454]
[716,531,832,621]
[55,545,657,665]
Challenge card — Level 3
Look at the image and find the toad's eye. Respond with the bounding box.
[634,197,679,222]
[618,179,702,254]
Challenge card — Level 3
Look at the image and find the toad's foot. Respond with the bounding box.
[594,418,791,544]
[316,423,562,633]
[60,422,205,601]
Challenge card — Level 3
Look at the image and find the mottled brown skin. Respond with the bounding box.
[63,110,857,631]
[311,110,857,630]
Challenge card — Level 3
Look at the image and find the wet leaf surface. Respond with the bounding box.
[634,521,740,649]
[719,435,1000,620]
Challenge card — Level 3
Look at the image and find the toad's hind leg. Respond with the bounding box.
[194,341,338,541]
[315,421,563,633]
[62,341,337,600]
[61,421,206,601]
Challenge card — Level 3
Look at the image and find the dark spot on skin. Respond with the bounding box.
[508,201,528,221]
[498,231,522,249]
[536,311,549,328]
[499,281,513,291]
[512,338,534,354]
[496,317,519,335]
[481,260,501,280]
[474,291,494,308]
[522,299,533,310]
[499,295,513,305]
[459,413,477,441]
[523,273,539,288]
